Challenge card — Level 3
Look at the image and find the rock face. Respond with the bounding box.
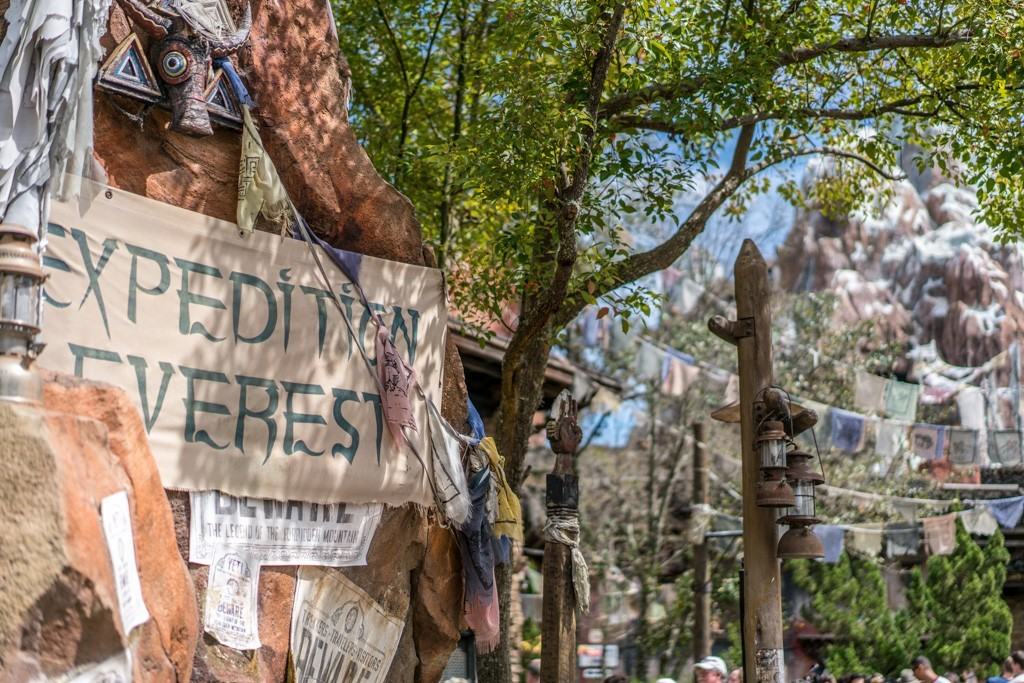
[776,170,1024,369]
[89,0,467,680]
[0,373,198,681]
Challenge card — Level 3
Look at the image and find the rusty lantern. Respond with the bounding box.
[777,448,825,560]
[0,223,44,403]
[755,420,795,508]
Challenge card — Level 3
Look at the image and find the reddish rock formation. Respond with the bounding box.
[88,0,468,680]
[776,172,1024,369]
[0,373,198,681]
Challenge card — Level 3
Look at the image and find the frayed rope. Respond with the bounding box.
[543,505,590,613]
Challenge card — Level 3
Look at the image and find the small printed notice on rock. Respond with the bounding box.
[204,551,262,650]
[100,491,150,633]
[290,567,405,683]
[189,491,382,567]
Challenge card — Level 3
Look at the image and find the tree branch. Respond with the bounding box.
[373,0,409,93]
[610,82,990,135]
[553,141,905,329]
[503,3,626,364]
[600,31,973,118]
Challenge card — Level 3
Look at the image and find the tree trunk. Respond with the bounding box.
[477,328,553,683]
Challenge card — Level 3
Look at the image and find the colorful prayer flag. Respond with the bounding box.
[947,428,979,465]
[910,424,946,461]
[884,379,919,422]
[830,408,866,453]
[991,430,1023,466]
[922,514,956,556]
[854,372,888,414]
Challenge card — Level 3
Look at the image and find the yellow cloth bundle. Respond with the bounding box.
[479,437,523,543]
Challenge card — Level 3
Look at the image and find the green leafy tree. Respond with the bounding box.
[791,554,923,677]
[920,524,1012,676]
[792,525,1012,677]
[335,2,1024,678]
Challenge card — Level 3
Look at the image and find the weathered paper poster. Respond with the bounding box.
[41,179,447,505]
[203,551,261,650]
[99,491,150,633]
[189,491,382,566]
[53,650,132,682]
[290,567,405,683]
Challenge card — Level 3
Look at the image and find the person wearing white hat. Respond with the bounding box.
[695,656,729,683]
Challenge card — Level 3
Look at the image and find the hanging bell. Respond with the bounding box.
[777,525,824,560]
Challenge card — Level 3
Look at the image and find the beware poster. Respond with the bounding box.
[290,567,405,683]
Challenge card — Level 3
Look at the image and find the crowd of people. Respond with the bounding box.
[807,654,1024,683]
[575,651,1024,683]
[798,654,1024,683]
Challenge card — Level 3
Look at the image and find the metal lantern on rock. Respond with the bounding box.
[777,447,825,559]
[0,223,44,402]
[754,420,794,508]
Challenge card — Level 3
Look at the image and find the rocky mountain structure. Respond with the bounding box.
[777,164,1024,372]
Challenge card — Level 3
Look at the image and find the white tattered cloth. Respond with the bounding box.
[0,0,110,231]
[874,419,908,470]
[685,504,715,545]
[635,341,665,383]
[957,387,989,465]
[724,374,740,404]
[960,506,999,536]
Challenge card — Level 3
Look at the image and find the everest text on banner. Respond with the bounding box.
[100,491,150,633]
[40,179,447,506]
[189,491,383,566]
[291,566,406,683]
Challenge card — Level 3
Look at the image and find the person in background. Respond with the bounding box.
[913,656,951,683]
[901,669,921,683]
[944,672,961,683]
[525,659,540,683]
[869,673,885,683]
[988,660,1013,683]
[602,676,628,683]
[1009,652,1024,683]
[849,672,867,683]
[728,668,744,683]
[695,656,729,683]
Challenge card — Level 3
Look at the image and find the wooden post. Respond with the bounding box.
[708,239,784,683]
[692,421,711,659]
[542,397,583,683]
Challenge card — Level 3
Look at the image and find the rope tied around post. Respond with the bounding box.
[544,503,590,614]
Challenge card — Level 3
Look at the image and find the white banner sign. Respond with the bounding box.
[42,179,447,506]
[203,551,261,650]
[100,491,150,633]
[189,491,382,566]
[291,567,405,683]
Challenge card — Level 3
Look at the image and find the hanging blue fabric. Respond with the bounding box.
[292,217,363,288]
[466,395,485,445]
[815,524,845,563]
[213,57,256,107]
[456,466,497,603]
[986,496,1024,529]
